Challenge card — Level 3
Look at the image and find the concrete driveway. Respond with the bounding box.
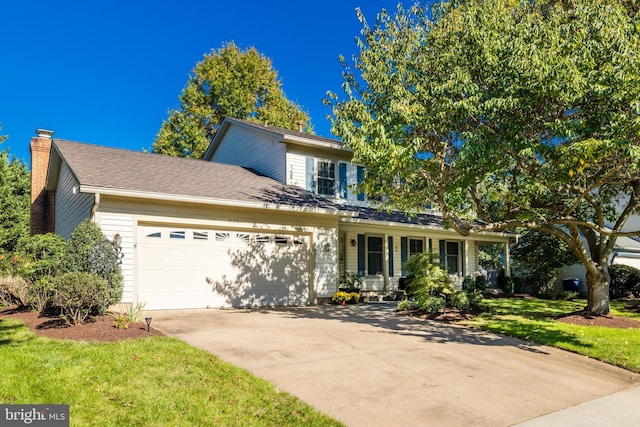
[149,303,639,427]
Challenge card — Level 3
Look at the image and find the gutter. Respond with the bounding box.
[79,185,354,218]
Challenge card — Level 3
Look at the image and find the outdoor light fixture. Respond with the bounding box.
[145,317,152,333]
[350,239,357,247]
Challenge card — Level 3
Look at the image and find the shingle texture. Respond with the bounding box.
[52,139,339,210]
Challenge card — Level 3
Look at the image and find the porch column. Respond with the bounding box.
[504,242,511,277]
[463,240,469,277]
[383,233,389,293]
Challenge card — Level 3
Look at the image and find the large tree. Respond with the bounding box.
[0,127,30,254]
[329,0,640,315]
[153,42,313,158]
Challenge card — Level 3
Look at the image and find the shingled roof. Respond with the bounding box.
[49,139,342,212]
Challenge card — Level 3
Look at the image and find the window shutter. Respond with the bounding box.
[306,157,315,193]
[461,242,465,276]
[356,166,365,201]
[339,162,347,199]
[439,240,446,267]
[357,234,365,277]
[400,237,408,276]
[388,236,394,277]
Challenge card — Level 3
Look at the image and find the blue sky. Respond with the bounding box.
[0,1,405,165]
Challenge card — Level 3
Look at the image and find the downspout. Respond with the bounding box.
[91,193,101,220]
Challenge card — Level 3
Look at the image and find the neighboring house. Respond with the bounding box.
[30,119,514,310]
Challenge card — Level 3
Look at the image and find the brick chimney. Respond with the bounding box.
[30,129,55,235]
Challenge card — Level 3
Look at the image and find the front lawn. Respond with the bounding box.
[0,317,342,427]
[461,298,640,373]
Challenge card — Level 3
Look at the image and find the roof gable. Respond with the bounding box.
[202,117,349,160]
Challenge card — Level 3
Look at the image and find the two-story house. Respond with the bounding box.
[30,118,514,310]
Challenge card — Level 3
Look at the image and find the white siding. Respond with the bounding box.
[97,213,135,303]
[286,152,306,188]
[55,162,94,239]
[314,227,338,298]
[211,126,286,182]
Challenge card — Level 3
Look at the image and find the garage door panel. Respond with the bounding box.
[137,226,309,309]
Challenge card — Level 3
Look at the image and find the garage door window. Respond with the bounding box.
[170,231,186,239]
[215,232,230,241]
[193,231,208,240]
[146,232,161,238]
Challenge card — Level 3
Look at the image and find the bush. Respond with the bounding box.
[64,219,123,306]
[339,271,363,288]
[462,276,475,292]
[415,295,445,313]
[513,276,524,294]
[450,292,470,311]
[475,275,488,291]
[609,264,640,299]
[0,275,30,307]
[16,233,65,284]
[468,290,483,307]
[405,252,455,300]
[52,272,110,325]
[28,276,55,313]
[397,299,416,311]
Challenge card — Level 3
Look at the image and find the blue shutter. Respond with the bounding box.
[439,240,446,267]
[357,234,365,277]
[356,166,365,201]
[400,237,408,276]
[388,236,394,277]
[339,162,347,199]
[461,242,465,276]
[306,157,315,193]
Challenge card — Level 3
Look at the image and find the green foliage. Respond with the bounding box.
[462,276,475,292]
[511,231,579,295]
[15,233,66,284]
[450,291,470,311]
[28,276,55,313]
[329,0,640,315]
[153,42,312,159]
[475,275,488,291]
[397,298,417,311]
[609,264,640,299]
[0,137,30,254]
[52,272,110,325]
[404,252,455,300]
[415,295,445,313]
[64,219,123,306]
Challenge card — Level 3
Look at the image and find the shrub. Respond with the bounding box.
[0,275,30,307]
[467,290,483,308]
[405,252,455,300]
[462,276,475,292]
[415,295,445,313]
[513,276,524,294]
[28,276,55,313]
[16,233,65,284]
[475,275,488,291]
[52,272,110,325]
[397,299,416,311]
[609,264,640,299]
[450,292,470,311]
[339,271,363,288]
[64,219,123,306]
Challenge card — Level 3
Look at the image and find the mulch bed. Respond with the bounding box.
[0,306,164,342]
[556,311,640,329]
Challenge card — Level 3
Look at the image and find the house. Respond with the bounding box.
[30,118,514,310]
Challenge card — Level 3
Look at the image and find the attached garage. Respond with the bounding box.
[137,225,311,309]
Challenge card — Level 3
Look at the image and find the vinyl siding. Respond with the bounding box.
[313,226,338,298]
[96,213,135,303]
[55,162,94,239]
[286,152,307,187]
[210,125,286,182]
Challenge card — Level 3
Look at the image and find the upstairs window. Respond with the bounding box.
[317,160,336,197]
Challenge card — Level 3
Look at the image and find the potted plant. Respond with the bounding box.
[331,291,361,305]
[338,271,363,294]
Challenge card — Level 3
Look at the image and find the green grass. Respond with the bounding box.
[461,298,640,373]
[0,318,343,427]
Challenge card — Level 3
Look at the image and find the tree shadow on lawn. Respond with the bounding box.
[251,302,590,355]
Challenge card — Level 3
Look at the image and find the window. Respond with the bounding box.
[445,241,460,274]
[169,231,185,239]
[215,232,230,241]
[193,231,209,240]
[146,232,161,238]
[409,238,424,257]
[367,236,383,275]
[256,235,270,243]
[275,236,288,245]
[236,233,250,242]
[317,160,336,196]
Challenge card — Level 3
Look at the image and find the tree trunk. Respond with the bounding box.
[586,267,610,316]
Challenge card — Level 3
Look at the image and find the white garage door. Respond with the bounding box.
[137,225,310,309]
